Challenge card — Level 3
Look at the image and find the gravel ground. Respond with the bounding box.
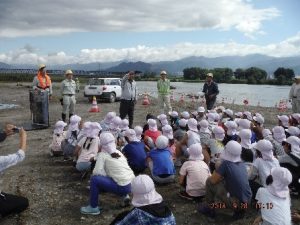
[0,82,298,225]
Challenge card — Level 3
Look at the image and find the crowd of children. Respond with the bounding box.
[48,105,300,224]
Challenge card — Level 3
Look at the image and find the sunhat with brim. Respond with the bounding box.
[104,112,116,123]
[157,114,167,121]
[131,175,163,207]
[215,106,225,113]
[220,140,242,163]
[253,115,265,125]
[187,118,198,132]
[188,143,204,161]
[181,111,190,119]
[262,129,272,138]
[284,136,300,155]
[100,132,116,154]
[224,121,238,136]
[65,69,73,75]
[238,119,251,130]
[178,119,188,127]
[54,121,67,134]
[243,111,252,121]
[277,115,289,127]
[169,111,179,118]
[39,64,46,70]
[224,109,233,117]
[81,121,92,137]
[255,140,275,160]
[147,119,158,132]
[291,113,300,122]
[110,116,122,130]
[69,115,82,131]
[134,126,143,140]
[272,126,286,143]
[206,72,213,78]
[162,125,173,140]
[155,135,169,149]
[124,129,139,142]
[285,126,300,136]
[213,126,225,141]
[197,107,205,113]
[120,119,129,130]
[294,76,300,80]
[267,167,292,199]
[160,70,167,75]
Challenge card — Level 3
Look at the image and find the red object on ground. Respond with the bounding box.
[89,96,100,112]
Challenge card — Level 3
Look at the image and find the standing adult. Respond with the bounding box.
[32,64,52,98]
[157,70,172,114]
[32,64,52,126]
[289,76,300,113]
[202,73,219,110]
[61,70,77,122]
[119,71,137,128]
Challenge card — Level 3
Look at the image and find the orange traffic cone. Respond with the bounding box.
[89,96,100,112]
[142,94,150,105]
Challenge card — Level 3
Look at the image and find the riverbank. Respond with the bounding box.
[0,82,296,225]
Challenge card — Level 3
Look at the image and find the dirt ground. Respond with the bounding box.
[0,82,298,225]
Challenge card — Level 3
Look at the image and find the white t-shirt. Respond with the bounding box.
[77,137,100,163]
[256,187,291,225]
[93,150,135,186]
[179,160,210,197]
[253,158,280,186]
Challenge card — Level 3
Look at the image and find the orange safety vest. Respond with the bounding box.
[37,72,51,89]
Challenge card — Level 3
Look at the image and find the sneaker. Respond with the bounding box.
[198,203,216,219]
[63,157,72,162]
[80,205,100,215]
[120,195,131,207]
[179,191,193,200]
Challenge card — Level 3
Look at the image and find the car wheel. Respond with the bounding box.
[109,92,116,103]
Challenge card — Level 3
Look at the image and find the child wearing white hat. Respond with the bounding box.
[81,132,135,215]
[147,136,175,184]
[49,120,67,156]
[133,125,143,141]
[223,120,238,145]
[100,112,116,132]
[271,126,286,156]
[162,125,176,160]
[168,111,179,130]
[110,175,176,225]
[173,119,187,142]
[197,106,206,122]
[277,115,290,129]
[144,119,162,151]
[199,120,211,147]
[179,143,211,200]
[253,167,292,225]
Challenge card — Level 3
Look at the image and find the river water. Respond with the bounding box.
[137,81,291,107]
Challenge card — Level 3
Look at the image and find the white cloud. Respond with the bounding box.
[1,33,300,65]
[0,0,279,37]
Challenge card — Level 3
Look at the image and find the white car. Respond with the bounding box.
[84,78,122,103]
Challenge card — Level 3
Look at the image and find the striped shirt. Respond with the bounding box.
[157,79,170,95]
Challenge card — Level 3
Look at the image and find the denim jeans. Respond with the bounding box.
[76,162,91,172]
[90,176,131,207]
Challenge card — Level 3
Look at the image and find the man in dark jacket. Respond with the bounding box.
[202,73,219,110]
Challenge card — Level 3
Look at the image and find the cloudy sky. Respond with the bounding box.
[0,0,299,65]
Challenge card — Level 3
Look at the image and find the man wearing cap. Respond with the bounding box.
[32,64,53,98]
[119,71,137,128]
[60,70,78,122]
[289,76,300,113]
[157,70,172,114]
[202,73,219,110]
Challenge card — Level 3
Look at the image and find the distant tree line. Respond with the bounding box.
[183,67,295,85]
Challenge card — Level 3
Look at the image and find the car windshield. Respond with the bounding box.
[88,79,105,85]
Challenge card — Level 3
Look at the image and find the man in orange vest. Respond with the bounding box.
[32,64,53,99]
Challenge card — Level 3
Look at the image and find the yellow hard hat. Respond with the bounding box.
[65,69,73,75]
[39,64,46,70]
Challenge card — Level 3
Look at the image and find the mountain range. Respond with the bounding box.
[1,54,300,75]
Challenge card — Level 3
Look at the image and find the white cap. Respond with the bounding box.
[54,120,67,134]
[100,132,116,154]
[169,111,178,118]
[110,116,122,130]
[272,126,286,143]
[224,109,233,117]
[220,141,242,163]
[206,72,213,77]
[262,129,272,138]
[207,113,215,123]
[187,118,198,132]
[181,111,190,119]
[224,121,238,136]
[120,119,129,130]
[134,126,143,140]
[197,107,205,113]
[160,70,167,75]
[238,129,252,149]
[199,120,210,133]
[277,115,289,127]
[104,112,116,123]
[147,119,158,132]
[162,125,174,140]
[69,115,82,131]
[285,136,300,155]
[253,115,265,125]
[157,114,167,121]
[65,69,73,75]
[212,126,225,141]
[238,119,251,130]
[255,139,275,160]
[267,167,292,199]
[155,135,169,149]
[188,143,204,161]
[216,106,225,112]
[235,112,243,118]
[243,111,252,121]
[90,122,102,138]
[124,129,138,142]
[285,126,300,136]
[131,175,163,207]
[178,119,188,127]
[291,113,300,122]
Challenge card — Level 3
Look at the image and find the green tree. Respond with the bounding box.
[245,67,267,84]
[234,68,245,80]
[273,67,295,84]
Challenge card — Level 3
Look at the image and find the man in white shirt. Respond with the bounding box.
[0,124,29,217]
[289,76,300,113]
